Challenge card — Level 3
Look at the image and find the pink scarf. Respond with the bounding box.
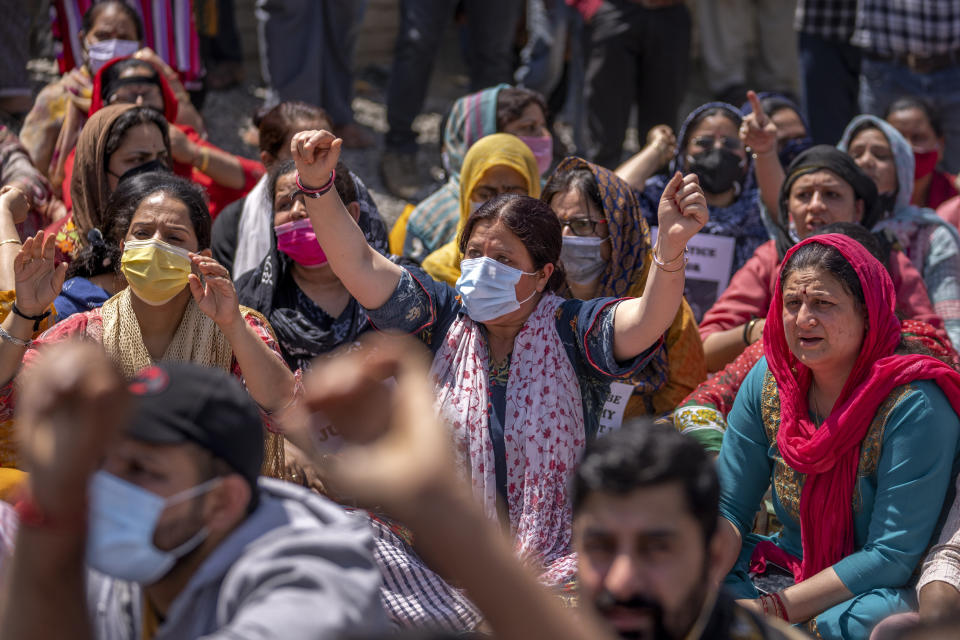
[430,293,583,585]
[760,234,960,581]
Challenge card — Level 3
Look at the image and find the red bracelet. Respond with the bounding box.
[296,170,336,198]
[13,491,86,531]
[770,591,789,621]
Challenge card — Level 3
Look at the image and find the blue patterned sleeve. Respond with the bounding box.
[559,297,667,384]
[832,381,960,594]
[716,359,774,535]
[364,267,462,337]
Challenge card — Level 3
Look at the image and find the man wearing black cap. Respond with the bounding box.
[0,342,386,640]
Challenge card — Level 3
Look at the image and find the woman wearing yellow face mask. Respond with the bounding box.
[0,173,296,474]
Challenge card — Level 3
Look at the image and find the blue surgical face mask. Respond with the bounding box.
[86,470,222,584]
[455,256,539,322]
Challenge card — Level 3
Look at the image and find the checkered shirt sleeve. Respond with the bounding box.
[918,476,960,594]
[795,0,858,42]
[853,0,960,57]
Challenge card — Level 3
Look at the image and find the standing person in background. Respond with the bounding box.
[582,0,691,169]
[196,0,245,90]
[696,0,799,106]
[794,0,860,146]
[256,0,373,149]
[379,0,523,200]
[854,1,960,173]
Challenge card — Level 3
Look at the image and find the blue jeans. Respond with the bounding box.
[798,32,861,146]
[860,57,960,174]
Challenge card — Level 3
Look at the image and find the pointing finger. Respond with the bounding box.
[747,90,767,124]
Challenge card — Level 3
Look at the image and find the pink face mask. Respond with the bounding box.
[518,134,553,176]
[275,218,327,266]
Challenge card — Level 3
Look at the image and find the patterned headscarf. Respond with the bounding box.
[549,157,651,298]
[442,84,508,180]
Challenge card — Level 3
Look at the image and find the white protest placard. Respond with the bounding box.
[597,381,635,438]
[650,228,736,322]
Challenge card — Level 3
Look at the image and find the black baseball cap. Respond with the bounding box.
[126,362,264,493]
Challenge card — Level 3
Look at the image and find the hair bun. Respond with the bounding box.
[87,228,106,249]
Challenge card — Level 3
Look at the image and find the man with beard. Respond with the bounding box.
[571,421,808,640]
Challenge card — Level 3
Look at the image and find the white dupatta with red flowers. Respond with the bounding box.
[429,293,583,585]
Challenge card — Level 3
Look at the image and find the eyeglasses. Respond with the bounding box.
[691,135,742,151]
[560,218,608,237]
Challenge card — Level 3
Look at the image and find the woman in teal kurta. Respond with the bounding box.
[714,234,960,639]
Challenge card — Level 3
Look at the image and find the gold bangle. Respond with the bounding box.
[197,146,210,173]
[0,239,22,247]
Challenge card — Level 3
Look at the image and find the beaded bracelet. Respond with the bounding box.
[296,169,337,199]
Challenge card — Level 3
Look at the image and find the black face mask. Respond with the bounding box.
[686,148,744,195]
[112,158,171,183]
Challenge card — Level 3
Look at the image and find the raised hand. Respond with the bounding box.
[657,172,709,259]
[188,254,242,330]
[298,334,456,516]
[17,342,129,521]
[290,130,342,189]
[646,124,677,167]
[14,231,67,316]
[739,90,778,156]
[0,185,30,225]
[167,125,196,165]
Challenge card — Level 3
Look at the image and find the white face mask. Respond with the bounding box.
[469,199,485,215]
[86,471,221,584]
[560,235,608,285]
[87,39,140,74]
[455,257,539,322]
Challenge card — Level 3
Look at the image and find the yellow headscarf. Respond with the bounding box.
[421,133,541,285]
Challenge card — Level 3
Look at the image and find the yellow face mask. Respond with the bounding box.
[120,238,193,306]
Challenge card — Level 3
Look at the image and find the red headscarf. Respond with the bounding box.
[88,57,178,123]
[761,233,960,581]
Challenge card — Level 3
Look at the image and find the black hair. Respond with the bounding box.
[541,166,602,213]
[779,241,866,314]
[885,96,943,138]
[813,222,886,267]
[103,106,171,172]
[458,194,566,292]
[495,87,549,132]
[682,106,740,150]
[82,0,144,42]
[68,173,210,278]
[256,101,332,158]
[99,57,159,104]
[572,420,720,543]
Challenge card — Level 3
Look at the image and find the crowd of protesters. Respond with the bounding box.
[0,1,959,639]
